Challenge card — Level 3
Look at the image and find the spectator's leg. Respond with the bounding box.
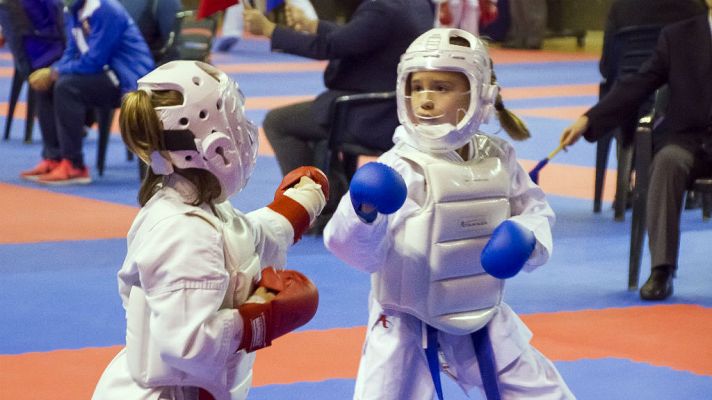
[35,88,61,161]
[646,144,694,270]
[263,101,329,176]
[53,73,121,168]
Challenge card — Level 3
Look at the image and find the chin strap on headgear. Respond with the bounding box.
[149,151,174,175]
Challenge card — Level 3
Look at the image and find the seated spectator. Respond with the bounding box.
[559,5,712,301]
[118,0,182,65]
[243,0,434,230]
[21,0,154,185]
[599,0,706,90]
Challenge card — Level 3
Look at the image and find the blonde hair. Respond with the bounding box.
[120,89,221,207]
[490,62,531,141]
[448,35,531,141]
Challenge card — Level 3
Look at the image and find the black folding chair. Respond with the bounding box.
[627,87,712,290]
[593,24,663,220]
[0,0,41,142]
[310,91,396,234]
[175,10,218,62]
[320,91,396,180]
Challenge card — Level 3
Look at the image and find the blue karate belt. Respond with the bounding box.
[425,325,501,400]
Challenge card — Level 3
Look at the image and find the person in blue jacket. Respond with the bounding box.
[21,0,155,185]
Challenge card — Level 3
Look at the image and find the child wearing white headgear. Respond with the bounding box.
[92,60,328,400]
[324,28,574,400]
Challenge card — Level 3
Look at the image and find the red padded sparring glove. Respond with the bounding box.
[274,166,329,201]
[237,268,319,353]
[268,166,329,242]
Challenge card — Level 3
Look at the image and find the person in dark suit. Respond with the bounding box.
[243,0,434,174]
[244,0,434,233]
[560,4,712,301]
[599,0,706,85]
[596,0,705,220]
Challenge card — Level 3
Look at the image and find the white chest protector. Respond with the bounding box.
[125,201,261,400]
[373,140,511,335]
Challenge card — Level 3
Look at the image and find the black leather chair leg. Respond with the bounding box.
[4,68,23,140]
[96,108,115,176]
[594,133,613,213]
[703,193,711,220]
[24,87,36,143]
[628,125,652,290]
[614,140,634,221]
[693,178,712,221]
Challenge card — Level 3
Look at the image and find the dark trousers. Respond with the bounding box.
[646,144,711,269]
[263,100,329,176]
[36,73,121,167]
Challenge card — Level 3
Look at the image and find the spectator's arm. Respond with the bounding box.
[53,6,125,75]
[271,3,391,60]
[585,28,670,141]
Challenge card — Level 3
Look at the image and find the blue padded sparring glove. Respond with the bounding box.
[481,220,536,279]
[349,162,407,223]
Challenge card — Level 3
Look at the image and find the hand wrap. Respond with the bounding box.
[268,166,329,241]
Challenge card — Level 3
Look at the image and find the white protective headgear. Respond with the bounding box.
[397,28,498,153]
[138,61,258,202]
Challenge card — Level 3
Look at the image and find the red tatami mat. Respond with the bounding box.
[1,304,708,399]
[0,183,137,244]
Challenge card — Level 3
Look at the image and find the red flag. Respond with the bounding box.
[197,0,239,19]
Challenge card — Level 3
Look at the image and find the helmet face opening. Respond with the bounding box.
[404,70,473,128]
[396,28,498,153]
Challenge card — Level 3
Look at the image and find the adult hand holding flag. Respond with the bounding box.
[244,0,277,37]
[530,115,590,184]
[528,143,564,184]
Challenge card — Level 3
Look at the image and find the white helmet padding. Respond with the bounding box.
[138,60,258,201]
[397,28,498,153]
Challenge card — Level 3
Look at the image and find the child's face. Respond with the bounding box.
[408,70,471,126]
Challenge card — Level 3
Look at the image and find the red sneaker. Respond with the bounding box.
[20,159,61,181]
[36,159,91,185]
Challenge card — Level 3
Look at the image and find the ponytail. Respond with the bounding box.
[491,63,531,141]
[119,89,222,207]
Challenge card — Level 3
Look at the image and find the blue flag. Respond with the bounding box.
[266,0,285,12]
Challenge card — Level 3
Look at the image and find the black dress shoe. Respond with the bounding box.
[640,266,674,301]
